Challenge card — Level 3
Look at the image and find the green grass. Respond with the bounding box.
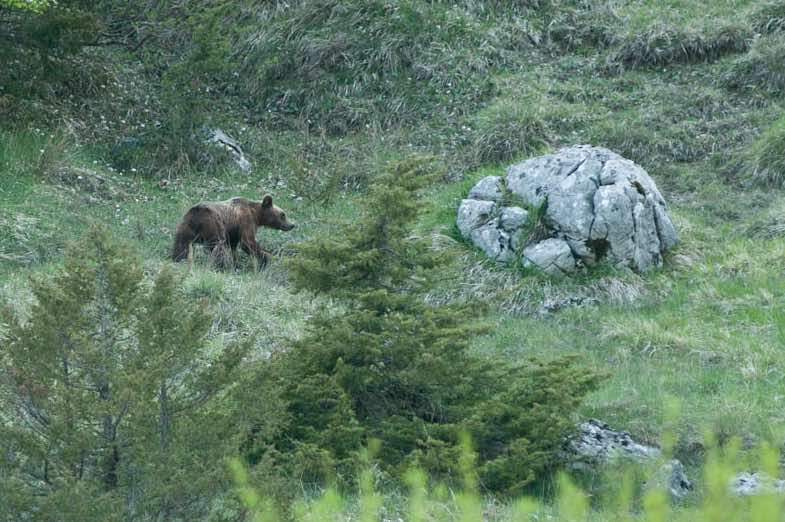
[611,0,759,33]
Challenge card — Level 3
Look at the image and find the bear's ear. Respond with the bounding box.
[261,195,273,208]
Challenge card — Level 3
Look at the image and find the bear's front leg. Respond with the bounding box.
[240,234,271,269]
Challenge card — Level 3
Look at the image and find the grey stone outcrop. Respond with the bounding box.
[569,419,661,465]
[730,472,785,496]
[568,419,692,500]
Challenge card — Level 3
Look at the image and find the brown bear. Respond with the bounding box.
[171,195,295,268]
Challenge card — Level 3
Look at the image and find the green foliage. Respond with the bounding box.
[288,157,441,301]
[24,6,101,61]
[0,1,105,112]
[1,2,102,65]
[744,115,785,187]
[0,225,247,519]
[242,158,602,498]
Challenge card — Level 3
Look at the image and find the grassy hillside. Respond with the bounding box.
[3,0,785,518]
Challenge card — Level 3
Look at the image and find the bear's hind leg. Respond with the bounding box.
[207,240,234,271]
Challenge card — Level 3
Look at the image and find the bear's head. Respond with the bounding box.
[258,195,296,231]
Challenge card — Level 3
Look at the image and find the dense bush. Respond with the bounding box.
[241,158,603,499]
[0,226,247,519]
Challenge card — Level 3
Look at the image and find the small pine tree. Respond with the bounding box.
[0,225,246,519]
[245,158,604,496]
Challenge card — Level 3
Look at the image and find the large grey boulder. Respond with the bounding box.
[457,145,677,274]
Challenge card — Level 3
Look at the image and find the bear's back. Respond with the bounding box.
[225,197,253,207]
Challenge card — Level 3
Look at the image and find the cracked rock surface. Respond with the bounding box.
[457,145,677,274]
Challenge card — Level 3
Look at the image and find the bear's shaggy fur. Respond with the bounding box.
[171,195,295,268]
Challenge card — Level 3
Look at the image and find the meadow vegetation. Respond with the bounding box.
[3,0,785,519]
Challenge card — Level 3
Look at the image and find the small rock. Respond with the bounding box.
[470,220,515,262]
[205,128,251,172]
[522,238,577,276]
[457,199,496,239]
[468,176,504,201]
[568,420,691,500]
[569,419,661,464]
[648,459,693,499]
[537,295,598,315]
[730,472,785,496]
[499,206,529,232]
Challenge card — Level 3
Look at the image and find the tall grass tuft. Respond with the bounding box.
[725,33,785,97]
[744,115,785,187]
[548,4,621,50]
[751,1,785,35]
[466,98,551,165]
[606,25,750,74]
